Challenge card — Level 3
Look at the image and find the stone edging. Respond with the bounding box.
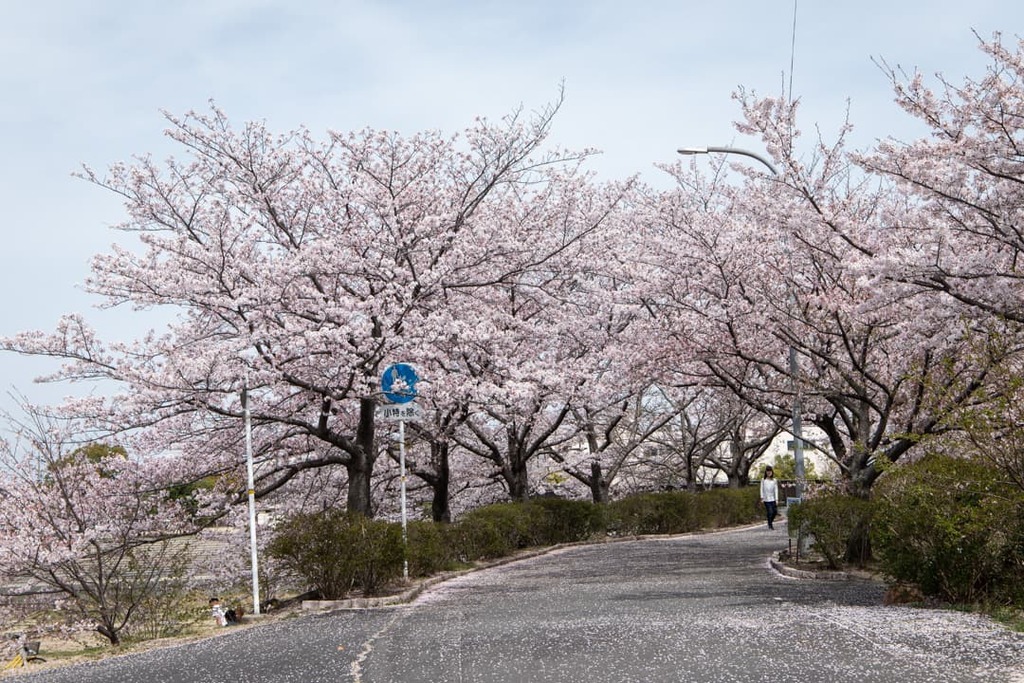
[768,551,852,581]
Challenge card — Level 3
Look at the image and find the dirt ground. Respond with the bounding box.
[2,598,309,677]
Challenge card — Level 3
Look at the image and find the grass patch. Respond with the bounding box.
[987,606,1024,632]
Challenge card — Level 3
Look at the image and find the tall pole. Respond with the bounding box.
[788,347,806,498]
[380,363,419,582]
[398,419,409,581]
[242,381,261,616]
[678,146,805,497]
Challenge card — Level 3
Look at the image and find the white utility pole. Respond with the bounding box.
[242,381,261,616]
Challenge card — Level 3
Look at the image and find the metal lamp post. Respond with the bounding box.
[241,380,261,616]
[677,146,806,498]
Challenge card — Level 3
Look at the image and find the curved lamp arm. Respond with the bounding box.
[677,146,779,176]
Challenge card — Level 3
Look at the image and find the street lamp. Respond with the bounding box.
[677,146,806,498]
[240,378,261,616]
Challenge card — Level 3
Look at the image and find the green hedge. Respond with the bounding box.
[451,502,544,560]
[406,520,458,577]
[268,488,761,598]
[872,455,1024,604]
[608,488,759,536]
[267,510,404,599]
[787,494,874,569]
[522,497,609,545]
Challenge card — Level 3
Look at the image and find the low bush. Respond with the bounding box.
[872,455,1024,604]
[268,510,404,598]
[787,494,874,569]
[269,488,764,601]
[348,518,405,594]
[450,502,543,561]
[523,497,608,544]
[694,488,762,528]
[607,492,695,535]
[406,520,458,576]
[607,488,759,536]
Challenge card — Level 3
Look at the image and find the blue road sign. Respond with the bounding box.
[381,363,419,404]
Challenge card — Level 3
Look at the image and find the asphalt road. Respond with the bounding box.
[16,523,1024,682]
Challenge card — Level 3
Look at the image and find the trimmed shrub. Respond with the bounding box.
[693,488,761,528]
[267,510,404,598]
[448,499,608,562]
[607,488,760,536]
[268,488,766,601]
[872,455,1024,604]
[607,491,697,535]
[348,518,405,594]
[787,494,874,569]
[406,520,458,577]
[524,497,608,544]
[451,503,541,561]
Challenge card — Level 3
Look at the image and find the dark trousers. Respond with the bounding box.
[764,501,778,529]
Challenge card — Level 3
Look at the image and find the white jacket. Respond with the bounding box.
[760,478,778,503]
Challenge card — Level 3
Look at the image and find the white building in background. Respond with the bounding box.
[760,424,839,480]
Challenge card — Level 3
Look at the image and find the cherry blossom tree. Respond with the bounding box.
[631,385,747,491]
[859,33,1024,325]
[400,179,643,505]
[551,390,679,504]
[2,98,625,518]
[651,91,1015,497]
[699,395,779,488]
[0,407,197,645]
[445,278,605,502]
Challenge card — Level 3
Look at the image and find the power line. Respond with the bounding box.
[788,0,798,104]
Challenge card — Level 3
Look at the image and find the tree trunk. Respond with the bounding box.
[347,398,377,517]
[431,443,451,523]
[843,465,873,565]
[506,451,530,502]
[96,623,120,646]
[589,461,610,504]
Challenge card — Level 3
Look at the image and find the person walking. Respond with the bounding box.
[760,466,779,530]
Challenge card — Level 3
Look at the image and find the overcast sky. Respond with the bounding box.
[0,0,1020,413]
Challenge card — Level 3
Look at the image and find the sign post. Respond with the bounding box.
[379,364,420,581]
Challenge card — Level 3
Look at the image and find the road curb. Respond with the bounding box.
[769,551,852,580]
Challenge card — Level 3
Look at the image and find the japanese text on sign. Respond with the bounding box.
[377,403,423,422]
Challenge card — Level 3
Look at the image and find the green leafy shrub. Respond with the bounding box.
[267,510,404,598]
[348,518,405,594]
[872,455,1024,604]
[447,499,606,562]
[607,488,760,536]
[607,492,697,535]
[787,494,874,569]
[267,488,768,601]
[693,488,761,528]
[524,497,608,544]
[406,520,458,576]
[451,502,543,561]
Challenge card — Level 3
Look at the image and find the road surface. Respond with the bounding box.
[17,523,1024,682]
